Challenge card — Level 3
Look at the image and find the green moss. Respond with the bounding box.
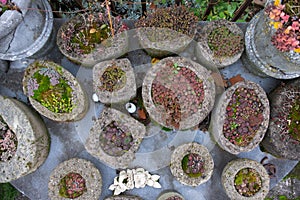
[0,183,20,200]
[288,99,300,141]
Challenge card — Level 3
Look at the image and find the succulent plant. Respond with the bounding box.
[59,172,87,199]
[223,87,264,146]
[181,153,205,178]
[207,26,244,57]
[234,168,262,197]
[99,65,127,92]
[0,116,18,162]
[135,5,198,39]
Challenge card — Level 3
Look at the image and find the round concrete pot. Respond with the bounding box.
[142,56,215,130]
[210,81,269,155]
[93,58,136,104]
[262,78,300,160]
[0,95,50,183]
[23,60,89,122]
[222,158,270,200]
[157,191,185,200]
[170,142,214,187]
[48,158,102,200]
[57,12,128,67]
[196,19,244,69]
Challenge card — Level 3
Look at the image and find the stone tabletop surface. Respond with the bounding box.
[0,19,298,200]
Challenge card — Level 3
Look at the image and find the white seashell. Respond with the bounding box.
[153,182,162,188]
[151,175,160,181]
[147,179,154,187]
[92,93,99,102]
[125,102,137,113]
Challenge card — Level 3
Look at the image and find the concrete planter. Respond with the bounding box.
[0,0,53,60]
[244,1,300,79]
[142,56,215,130]
[23,60,89,122]
[0,95,50,183]
[262,78,300,160]
[157,191,185,200]
[85,107,146,169]
[93,58,136,104]
[48,158,102,200]
[211,81,269,155]
[136,27,194,58]
[170,143,214,186]
[57,12,128,67]
[222,158,270,200]
[196,19,244,69]
[105,195,143,200]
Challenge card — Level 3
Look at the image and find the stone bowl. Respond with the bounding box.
[210,80,270,154]
[85,107,146,169]
[170,142,214,186]
[93,58,136,104]
[22,60,89,122]
[222,158,270,200]
[48,158,102,200]
[0,95,50,183]
[196,19,244,69]
[142,56,215,130]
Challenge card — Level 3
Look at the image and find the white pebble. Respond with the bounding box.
[92,93,99,102]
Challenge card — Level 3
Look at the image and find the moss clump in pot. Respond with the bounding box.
[99,65,127,92]
[207,26,244,57]
[59,172,87,199]
[287,97,300,142]
[234,168,262,197]
[26,65,74,114]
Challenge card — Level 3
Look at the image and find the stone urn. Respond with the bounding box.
[142,56,215,130]
[196,19,244,69]
[85,107,146,169]
[105,195,143,200]
[0,0,53,60]
[157,191,185,200]
[262,78,300,160]
[134,6,197,58]
[22,60,88,122]
[170,142,214,186]
[48,158,102,200]
[93,58,136,104]
[57,12,128,67]
[222,158,270,200]
[243,0,300,79]
[210,81,269,155]
[0,95,50,183]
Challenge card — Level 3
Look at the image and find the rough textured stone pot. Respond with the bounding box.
[85,107,146,169]
[262,78,300,160]
[48,158,102,200]
[244,1,300,79]
[22,60,88,122]
[93,58,136,104]
[142,56,215,130]
[210,81,269,155]
[170,143,214,186]
[196,19,244,69]
[136,27,194,58]
[0,0,53,60]
[0,0,31,39]
[157,191,185,200]
[57,12,128,67]
[0,95,50,183]
[105,195,143,200]
[222,158,270,200]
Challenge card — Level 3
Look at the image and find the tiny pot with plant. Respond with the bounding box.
[57,11,129,67]
[85,107,146,169]
[93,58,136,104]
[262,78,300,160]
[170,142,214,186]
[210,80,270,154]
[157,191,185,200]
[23,60,88,122]
[222,158,270,200]
[135,6,198,57]
[0,95,50,183]
[196,19,244,69]
[142,56,215,130]
[48,158,102,200]
[244,0,300,79]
